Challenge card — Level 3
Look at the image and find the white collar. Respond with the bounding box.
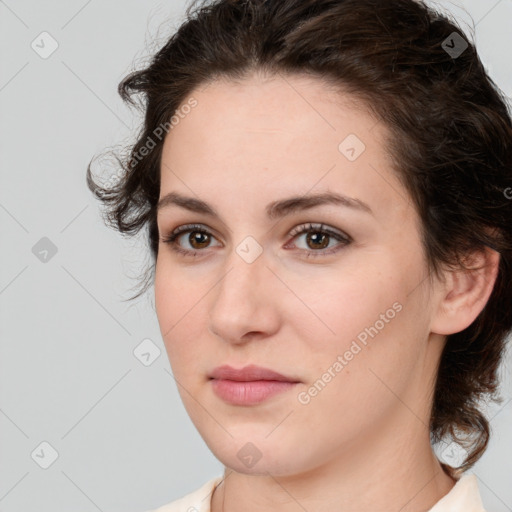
[427,473,486,512]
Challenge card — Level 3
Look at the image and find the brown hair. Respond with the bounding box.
[86,0,512,478]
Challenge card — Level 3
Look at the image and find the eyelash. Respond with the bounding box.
[159,222,351,259]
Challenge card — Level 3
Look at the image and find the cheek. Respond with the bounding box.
[291,262,427,415]
[154,257,201,327]
[287,255,424,396]
[285,260,405,351]
[154,261,213,377]
[291,302,417,447]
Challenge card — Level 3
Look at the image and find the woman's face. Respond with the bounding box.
[154,72,443,476]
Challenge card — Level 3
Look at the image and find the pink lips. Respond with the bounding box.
[209,364,300,405]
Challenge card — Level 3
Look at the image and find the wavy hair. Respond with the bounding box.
[86,0,512,478]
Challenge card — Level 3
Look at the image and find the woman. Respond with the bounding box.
[87,0,512,510]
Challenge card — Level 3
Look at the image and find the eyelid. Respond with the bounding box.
[159,222,351,258]
[159,223,222,255]
[288,222,350,241]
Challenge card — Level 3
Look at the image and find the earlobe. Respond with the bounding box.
[430,247,500,336]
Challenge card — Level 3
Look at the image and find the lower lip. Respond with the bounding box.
[210,379,298,405]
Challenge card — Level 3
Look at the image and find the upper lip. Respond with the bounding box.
[209,364,299,382]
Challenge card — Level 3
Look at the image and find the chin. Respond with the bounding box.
[204,431,317,477]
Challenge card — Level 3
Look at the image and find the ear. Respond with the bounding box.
[430,246,500,336]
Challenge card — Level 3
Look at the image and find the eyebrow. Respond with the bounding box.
[156,191,373,220]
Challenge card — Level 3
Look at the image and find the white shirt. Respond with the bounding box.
[145,472,486,512]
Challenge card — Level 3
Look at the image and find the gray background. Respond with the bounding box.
[0,1,511,511]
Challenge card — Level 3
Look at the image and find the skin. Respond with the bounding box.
[154,71,499,512]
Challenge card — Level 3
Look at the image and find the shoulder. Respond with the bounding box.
[143,476,223,512]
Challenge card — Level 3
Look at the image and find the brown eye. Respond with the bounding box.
[160,222,351,259]
[187,231,211,249]
[304,231,330,250]
[287,222,351,259]
[160,223,221,257]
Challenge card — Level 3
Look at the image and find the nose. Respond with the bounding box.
[208,246,280,345]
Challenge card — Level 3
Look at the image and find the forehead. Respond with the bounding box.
[159,73,408,222]
[166,72,374,147]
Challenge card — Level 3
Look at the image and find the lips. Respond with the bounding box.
[209,364,300,406]
[209,364,300,383]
